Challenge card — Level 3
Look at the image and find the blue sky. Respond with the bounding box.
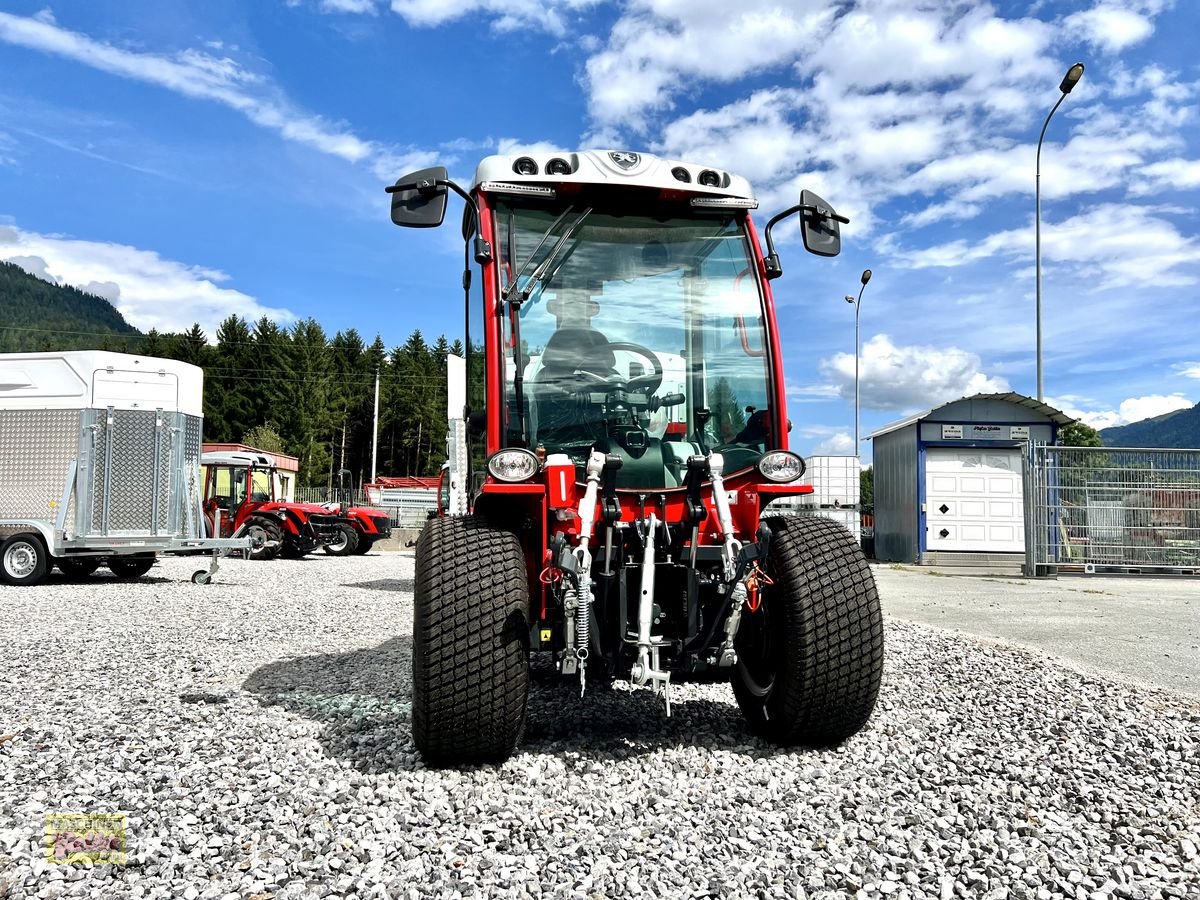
[1,0,1198,459]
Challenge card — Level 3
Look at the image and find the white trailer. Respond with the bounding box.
[0,350,251,585]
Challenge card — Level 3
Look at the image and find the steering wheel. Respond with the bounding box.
[538,342,664,398]
[600,341,664,396]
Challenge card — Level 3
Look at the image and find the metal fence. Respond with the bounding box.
[293,487,436,528]
[1026,445,1200,575]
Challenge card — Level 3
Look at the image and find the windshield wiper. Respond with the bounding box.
[503,206,576,303]
[518,207,592,305]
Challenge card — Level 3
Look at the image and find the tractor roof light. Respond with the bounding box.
[487,448,541,483]
[690,196,759,209]
[513,157,539,176]
[758,450,806,483]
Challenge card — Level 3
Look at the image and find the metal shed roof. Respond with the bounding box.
[867,392,1077,440]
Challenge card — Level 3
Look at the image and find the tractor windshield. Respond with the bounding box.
[495,198,775,489]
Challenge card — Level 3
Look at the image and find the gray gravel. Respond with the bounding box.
[1,553,1198,900]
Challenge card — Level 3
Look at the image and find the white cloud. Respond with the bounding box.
[893,204,1200,289]
[7,254,54,281]
[820,334,1010,412]
[388,0,600,35]
[1051,392,1193,430]
[1064,3,1155,52]
[0,224,293,336]
[1130,158,1200,196]
[1177,362,1200,380]
[0,12,389,167]
[811,431,856,456]
[321,0,380,12]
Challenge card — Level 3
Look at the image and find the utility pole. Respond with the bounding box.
[371,366,380,483]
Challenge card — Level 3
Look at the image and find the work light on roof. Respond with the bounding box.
[671,167,691,183]
[513,157,538,176]
[546,158,572,176]
[698,169,721,187]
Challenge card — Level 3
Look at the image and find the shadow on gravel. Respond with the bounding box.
[346,578,415,594]
[244,641,775,772]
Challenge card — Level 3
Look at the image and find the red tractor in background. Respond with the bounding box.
[387,149,884,766]
[319,469,394,555]
[201,451,346,560]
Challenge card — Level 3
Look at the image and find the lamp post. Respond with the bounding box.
[1036,61,1085,402]
[845,268,872,459]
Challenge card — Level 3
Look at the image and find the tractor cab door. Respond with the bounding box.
[203,465,244,538]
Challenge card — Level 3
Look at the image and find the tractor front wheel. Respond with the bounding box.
[732,516,884,747]
[351,536,374,555]
[246,517,283,561]
[323,523,359,556]
[413,515,530,765]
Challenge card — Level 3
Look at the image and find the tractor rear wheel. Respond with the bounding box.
[246,517,283,561]
[108,555,156,580]
[413,515,530,765]
[732,516,883,747]
[1,533,48,586]
[323,523,359,556]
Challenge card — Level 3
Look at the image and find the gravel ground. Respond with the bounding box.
[1,553,1198,900]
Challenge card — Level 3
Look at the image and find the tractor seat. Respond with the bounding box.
[537,327,616,381]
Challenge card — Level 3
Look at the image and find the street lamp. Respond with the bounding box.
[1036,61,1085,402]
[845,268,872,459]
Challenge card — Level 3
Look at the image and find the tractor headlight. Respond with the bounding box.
[758,451,805,483]
[487,448,541,483]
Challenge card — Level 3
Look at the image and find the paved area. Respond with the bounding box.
[875,564,1200,697]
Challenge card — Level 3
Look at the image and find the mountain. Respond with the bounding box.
[0,260,142,352]
[1100,404,1200,449]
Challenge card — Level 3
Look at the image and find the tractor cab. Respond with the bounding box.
[200,451,343,559]
[387,150,882,766]
[201,451,281,537]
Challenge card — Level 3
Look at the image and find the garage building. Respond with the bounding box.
[869,392,1075,565]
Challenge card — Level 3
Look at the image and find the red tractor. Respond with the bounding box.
[201,451,346,560]
[387,150,883,765]
[319,469,394,555]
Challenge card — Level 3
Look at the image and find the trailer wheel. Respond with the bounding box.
[246,517,283,561]
[323,523,359,556]
[191,570,212,585]
[413,515,530,765]
[1,533,48,586]
[732,516,883,747]
[57,557,102,579]
[108,555,156,579]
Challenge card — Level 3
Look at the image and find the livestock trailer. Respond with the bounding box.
[0,350,250,585]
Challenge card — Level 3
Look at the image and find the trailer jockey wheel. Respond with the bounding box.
[732,516,883,747]
[1,533,48,586]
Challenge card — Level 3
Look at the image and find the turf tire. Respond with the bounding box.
[413,515,530,766]
[732,515,884,746]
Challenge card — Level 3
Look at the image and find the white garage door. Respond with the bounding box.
[925,448,1025,552]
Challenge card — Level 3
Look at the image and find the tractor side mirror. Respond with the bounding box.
[799,189,842,258]
[389,166,449,228]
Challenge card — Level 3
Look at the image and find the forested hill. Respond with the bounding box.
[0,260,141,351]
[1100,404,1200,449]
[0,260,458,485]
